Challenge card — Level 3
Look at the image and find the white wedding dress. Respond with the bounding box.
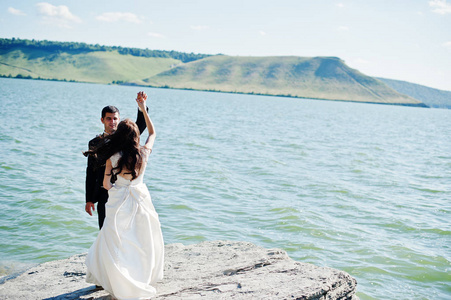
[86,148,164,299]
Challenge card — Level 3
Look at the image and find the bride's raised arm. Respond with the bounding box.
[136,91,156,151]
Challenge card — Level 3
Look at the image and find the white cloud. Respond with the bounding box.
[337,26,349,31]
[8,7,26,16]
[429,0,451,14]
[190,25,209,30]
[96,12,143,24]
[443,41,451,50]
[147,32,165,38]
[336,3,345,8]
[259,30,267,36]
[36,2,81,28]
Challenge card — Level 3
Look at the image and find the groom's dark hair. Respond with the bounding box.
[101,106,120,118]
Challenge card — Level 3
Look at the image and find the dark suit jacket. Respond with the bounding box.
[85,108,147,204]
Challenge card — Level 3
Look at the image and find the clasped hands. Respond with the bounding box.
[136,91,148,111]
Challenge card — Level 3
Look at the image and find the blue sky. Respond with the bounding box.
[1,0,450,91]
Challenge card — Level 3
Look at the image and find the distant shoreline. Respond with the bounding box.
[0,75,429,108]
[2,38,450,109]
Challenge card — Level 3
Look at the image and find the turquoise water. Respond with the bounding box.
[0,78,450,299]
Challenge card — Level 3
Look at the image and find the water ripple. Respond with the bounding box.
[0,78,450,299]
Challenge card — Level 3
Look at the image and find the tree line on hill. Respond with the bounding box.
[0,38,213,63]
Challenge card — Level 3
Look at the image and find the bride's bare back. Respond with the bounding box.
[116,167,139,181]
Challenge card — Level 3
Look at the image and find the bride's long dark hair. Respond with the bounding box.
[84,119,143,182]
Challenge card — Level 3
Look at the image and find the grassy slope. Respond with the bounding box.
[0,48,181,84]
[377,77,451,109]
[0,46,427,105]
[144,55,421,104]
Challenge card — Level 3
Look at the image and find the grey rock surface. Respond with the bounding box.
[0,241,358,299]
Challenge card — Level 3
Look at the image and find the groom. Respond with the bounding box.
[85,94,148,229]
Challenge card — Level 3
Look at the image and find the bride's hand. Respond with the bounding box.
[136,91,147,110]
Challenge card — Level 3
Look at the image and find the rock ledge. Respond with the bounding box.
[0,240,358,299]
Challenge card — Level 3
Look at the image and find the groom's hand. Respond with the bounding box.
[85,202,95,216]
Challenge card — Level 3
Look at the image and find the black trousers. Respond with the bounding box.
[97,201,107,229]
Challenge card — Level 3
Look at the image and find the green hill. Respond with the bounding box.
[143,55,422,105]
[377,77,451,109]
[0,38,426,106]
[0,38,211,84]
[0,47,182,84]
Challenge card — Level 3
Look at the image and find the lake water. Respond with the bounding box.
[0,77,450,299]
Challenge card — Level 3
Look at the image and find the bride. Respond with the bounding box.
[84,91,164,299]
